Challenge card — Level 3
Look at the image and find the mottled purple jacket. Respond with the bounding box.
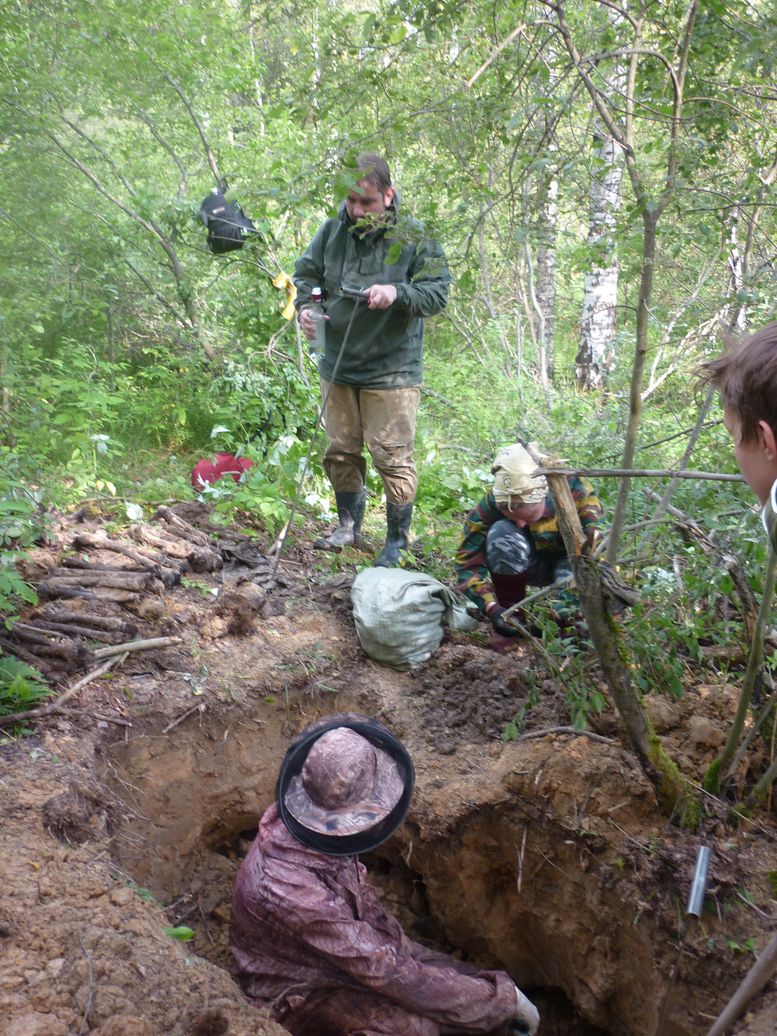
[230,804,516,1033]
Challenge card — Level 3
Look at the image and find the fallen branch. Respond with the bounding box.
[706,932,777,1036]
[4,628,94,666]
[93,635,182,659]
[518,726,613,744]
[0,652,127,726]
[37,582,142,603]
[60,557,147,574]
[9,623,64,645]
[45,570,155,591]
[0,637,67,678]
[128,524,193,560]
[155,505,210,547]
[74,529,183,572]
[33,609,137,634]
[32,620,123,644]
[534,466,745,483]
[162,701,205,734]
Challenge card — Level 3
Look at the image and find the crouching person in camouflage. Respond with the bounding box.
[455,443,604,651]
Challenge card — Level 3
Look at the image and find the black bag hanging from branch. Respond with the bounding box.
[199,186,257,254]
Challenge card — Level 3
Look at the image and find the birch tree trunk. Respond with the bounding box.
[727,207,747,333]
[576,131,624,388]
[535,147,559,383]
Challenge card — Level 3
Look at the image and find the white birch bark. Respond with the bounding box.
[576,130,624,389]
[535,150,559,383]
[727,207,747,332]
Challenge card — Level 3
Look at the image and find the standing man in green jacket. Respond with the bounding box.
[293,153,450,567]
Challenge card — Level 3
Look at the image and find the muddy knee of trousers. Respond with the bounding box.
[369,447,417,505]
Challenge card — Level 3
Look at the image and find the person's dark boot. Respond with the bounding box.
[374,501,413,567]
[314,490,366,552]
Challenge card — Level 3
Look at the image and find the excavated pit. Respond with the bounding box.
[5,509,775,1035]
[102,699,611,1035]
[99,677,709,1036]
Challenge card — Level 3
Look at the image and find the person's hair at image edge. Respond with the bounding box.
[355,152,392,194]
[700,321,777,444]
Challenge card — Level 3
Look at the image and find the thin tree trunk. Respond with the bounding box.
[525,446,696,817]
[576,130,624,388]
[606,210,657,562]
[535,147,559,382]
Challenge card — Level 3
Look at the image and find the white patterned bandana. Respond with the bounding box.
[491,443,547,505]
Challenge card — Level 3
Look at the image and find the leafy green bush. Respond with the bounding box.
[0,653,50,716]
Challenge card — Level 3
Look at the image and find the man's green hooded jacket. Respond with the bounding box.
[293,198,450,388]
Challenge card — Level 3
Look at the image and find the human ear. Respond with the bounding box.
[757,420,777,460]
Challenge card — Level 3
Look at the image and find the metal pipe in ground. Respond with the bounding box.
[654,846,712,1036]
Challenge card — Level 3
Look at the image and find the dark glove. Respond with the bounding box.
[488,604,519,637]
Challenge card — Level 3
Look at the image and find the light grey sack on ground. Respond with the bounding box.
[351,568,478,669]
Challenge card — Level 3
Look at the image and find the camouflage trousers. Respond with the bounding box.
[319,379,421,506]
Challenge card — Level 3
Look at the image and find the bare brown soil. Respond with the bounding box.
[1,507,776,1036]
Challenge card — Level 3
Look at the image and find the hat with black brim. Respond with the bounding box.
[276,715,414,856]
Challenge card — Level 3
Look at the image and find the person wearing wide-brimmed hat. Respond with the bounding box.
[455,442,604,650]
[229,714,539,1035]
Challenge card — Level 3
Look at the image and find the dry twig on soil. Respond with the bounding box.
[0,652,127,726]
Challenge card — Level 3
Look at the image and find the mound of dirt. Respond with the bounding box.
[1,510,776,1036]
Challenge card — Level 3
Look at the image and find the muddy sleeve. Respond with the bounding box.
[455,494,501,614]
[269,864,517,1031]
[395,238,450,317]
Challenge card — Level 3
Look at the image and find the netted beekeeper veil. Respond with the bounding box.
[276,715,414,855]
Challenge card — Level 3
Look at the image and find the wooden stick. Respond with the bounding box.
[60,553,181,588]
[93,635,182,659]
[33,610,137,634]
[5,628,89,663]
[0,652,127,726]
[162,701,205,734]
[44,571,154,590]
[706,932,777,1036]
[130,523,221,572]
[46,585,142,604]
[534,466,745,483]
[31,620,122,643]
[60,557,148,574]
[518,726,613,744]
[36,583,99,601]
[0,638,64,678]
[10,623,63,644]
[155,505,210,546]
[128,524,192,559]
[73,530,170,570]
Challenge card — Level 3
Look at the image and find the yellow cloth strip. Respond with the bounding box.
[272,271,297,320]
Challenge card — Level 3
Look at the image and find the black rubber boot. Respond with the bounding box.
[314,490,366,552]
[374,502,413,568]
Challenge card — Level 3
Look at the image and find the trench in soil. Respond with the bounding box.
[101,686,636,1036]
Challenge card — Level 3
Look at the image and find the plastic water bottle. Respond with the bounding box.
[309,286,326,363]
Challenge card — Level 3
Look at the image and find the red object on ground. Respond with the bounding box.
[191,452,253,490]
